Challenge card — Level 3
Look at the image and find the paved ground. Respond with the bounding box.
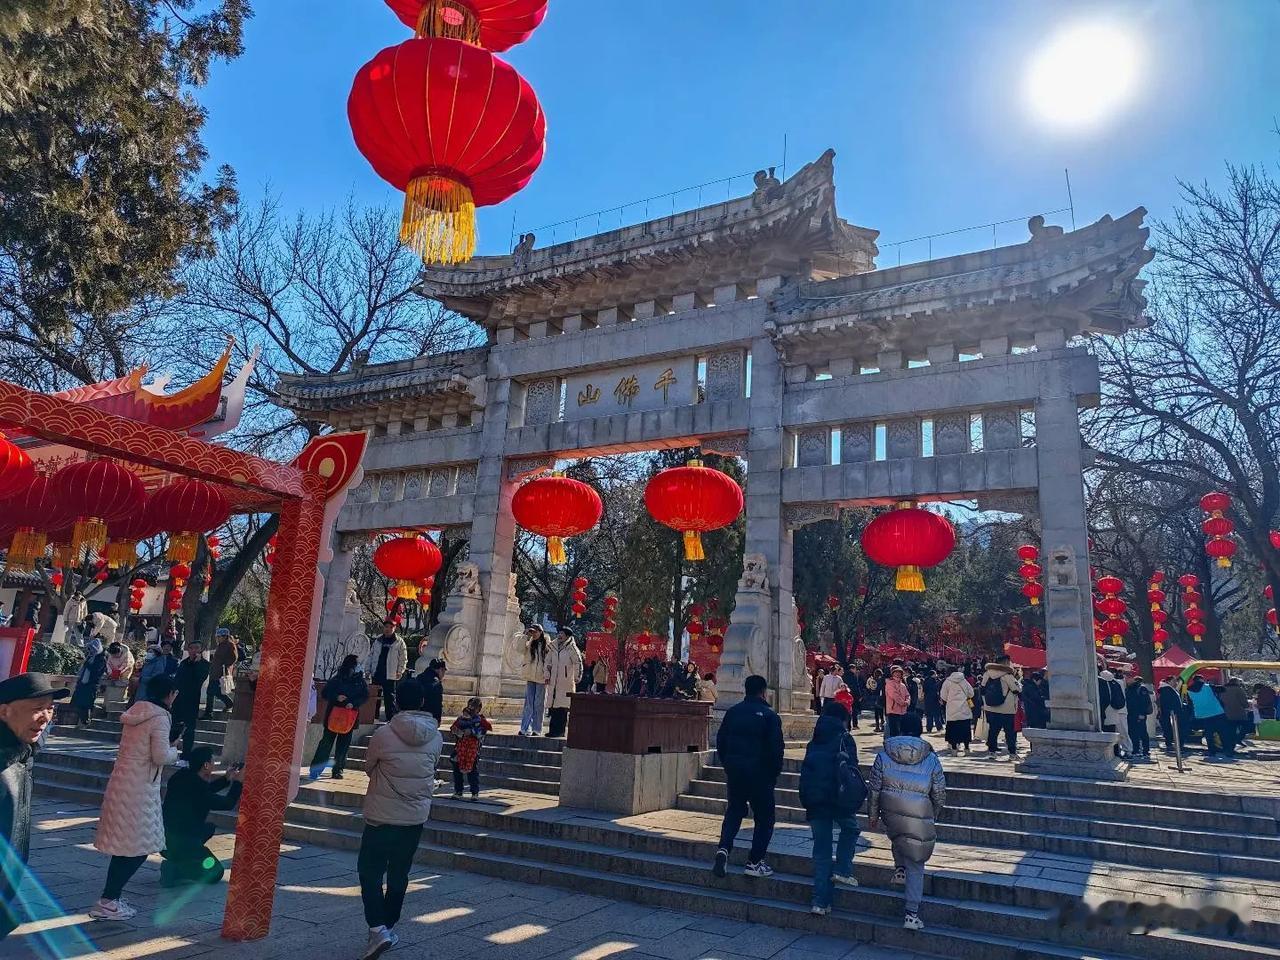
[8,800,931,960]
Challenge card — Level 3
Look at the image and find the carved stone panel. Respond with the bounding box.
[796,427,831,467]
[783,503,839,529]
[350,476,373,504]
[701,434,748,458]
[455,464,477,494]
[377,473,400,503]
[428,467,453,498]
[705,350,745,402]
[507,455,555,481]
[886,419,920,460]
[983,407,1021,450]
[841,422,875,463]
[524,378,559,426]
[933,413,969,456]
[403,471,425,500]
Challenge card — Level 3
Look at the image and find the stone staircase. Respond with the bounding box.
[34,730,1280,960]
[678,756,1280,881]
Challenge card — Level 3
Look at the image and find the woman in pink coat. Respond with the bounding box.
[90,675,181,921]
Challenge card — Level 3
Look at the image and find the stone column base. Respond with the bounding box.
[1018,727,1128,781]
[559,747,706,815]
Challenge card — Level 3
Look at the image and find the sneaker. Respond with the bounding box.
[744,861,774,878]
[891,867,906,886]
[903,912,924,931]
[387,930,400,949]
[89,898,136,921]
[467,793,479,802]
[331,770,344,780]
[451,791,463,800]
[362,927,393,960]
[517,730,529,737]
[174,759,189,769]
[712,848,728,878]
[832,873,858,888]
[810,904,831,915]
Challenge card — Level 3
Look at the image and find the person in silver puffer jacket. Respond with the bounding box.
[867,734,946,931]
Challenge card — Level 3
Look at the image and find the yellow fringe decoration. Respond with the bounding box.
[1029,596,1039,606]
[415,0,481,44]
[70,518,107,562]
[166,532,198,564]
[1217,556,1232,568]
[7,528,45,573]
[547,536,566,565]
[683,530,705,561]
[401,175,476,265]
[395,579,420,602]
[105,539,138,570]
[895,565,925,592]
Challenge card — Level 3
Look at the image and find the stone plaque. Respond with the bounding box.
[563,356,698,422]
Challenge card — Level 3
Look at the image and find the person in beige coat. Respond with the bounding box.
[938,670,975,752]
[91,675,181,921]
[544,628,583,738]
[978,656,1023,757]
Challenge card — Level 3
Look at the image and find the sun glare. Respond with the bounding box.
[1025,21,1142,130]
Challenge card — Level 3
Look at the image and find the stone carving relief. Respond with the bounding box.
[456,464,477,494]
[933,413,969,456]
[507,455,555,481]
[427,562,483,675]
[705,350,745,402]
[500,576,526,679]
[983,408,1021,450]
[751,167,783,205]
[718,553,773,704]
[840,423,874,463]
[428,467,452,498]
[792,636,809,694]
[403,471,425,500]
[524,378,559,426]
[1027,214,1064,243]
[886,419,920,460]
[700,434,748,458]
[783,503,839,530]
[513,231,536,265]
[350,476,373,504]
[377,473,399,502]
[739,553,770,593]
[1047,545,1079,587]
[796,428,831,467]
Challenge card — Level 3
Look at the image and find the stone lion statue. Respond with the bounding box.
[739,553,769,593]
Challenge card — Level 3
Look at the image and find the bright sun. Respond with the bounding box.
[1025,21,1142,130]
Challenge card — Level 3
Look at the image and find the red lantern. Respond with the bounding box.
[49,572,64,589]
[1199,491,1231,514]
[150,479,231,563]
[826,595,840,610]
[1205,538,1236,567]
[1267,608,1277,628]
[1185,606,1205,622]
[95,569,109,583]
[1105,616,1128,640]
[1187,621,1206,638]
[1266,585,1275,601]
[0,432,34,500]
[512,475,602,565]
[644,460,744,561]
[1152,627,1169,644]
[1016,544,1039,562]
[1178,573,1199,590]
[1096,576,1124,596]
[171,562,192,583]
[572,590,587,603]
[573,576,589,589]
[861,502,956,592]
[50,459,144,560]
[1096,596,1126,617]
[1147,588,1166,611]
[571,602,586,618]
[1018,563,1042,581]
[1184,589,1203,607]
[348,37,546,264]
[1151,609,1168,625]
[1149,571,1165,584]
[1021,582,1044,604]
[1271,530,1280,550]
[2,474,68,571]
[131,578,147,589]
[1202,516,1233,537]
[384,0,547,51]
[374,534,443,601]
[686,620,704,636]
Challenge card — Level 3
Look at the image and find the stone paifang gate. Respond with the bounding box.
[279,150,1153,779]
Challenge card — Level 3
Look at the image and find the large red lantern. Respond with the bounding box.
[104,495,161,569]
[384,0,547,50]
[2,474,67,571]
[0,432,34,500]
[150,478,231,563]
[1205,538,1237,567]
[861,502,956,592]
[348,37,546,265]
[1016,544,1039,562]
[511,474,602,565]
[51,459,144,560]
[644,460,744,561]
[373,533,443,602]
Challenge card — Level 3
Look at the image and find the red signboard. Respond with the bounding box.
[0,626,36,682]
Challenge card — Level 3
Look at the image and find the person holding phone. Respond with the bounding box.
[160,746,243,886]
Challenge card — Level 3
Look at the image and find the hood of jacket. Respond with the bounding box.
[809,712,847,746]
[945,670,966,683]
[1099,670,1115,681]
[884,735,933,766]
[984,662,1012,676]
[385,709,438,747]
[122,699,169,727]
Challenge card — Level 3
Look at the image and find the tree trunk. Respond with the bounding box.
[196,516,280,645]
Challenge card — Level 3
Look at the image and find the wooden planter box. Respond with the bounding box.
[566,695,711,755]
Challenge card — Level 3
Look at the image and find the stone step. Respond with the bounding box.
[53,723,225,751]
[269,801,1273,960]
[674,791,1280,881]
[682,779,1280,854]
[344,741,563,767]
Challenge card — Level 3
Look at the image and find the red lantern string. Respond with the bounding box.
[1199,492,1236,569]
[1094,575,1128,645]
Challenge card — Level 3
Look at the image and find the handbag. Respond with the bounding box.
[219,674,235,697]
[326,704,358,735]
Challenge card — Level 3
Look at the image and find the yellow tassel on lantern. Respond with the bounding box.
[167,532,199,564]
[683,530,705,561]
[547,536,566,565]
[401,175,477,265]
[1218,557,1232,568]
[415,0,481,44]
[51,542,75,570]
[105,539,137,569]
[69,517,108,561]
[7,528,45,572]
[895,565,925,592]
[1029,596,1039,606]
[395,580,420,602]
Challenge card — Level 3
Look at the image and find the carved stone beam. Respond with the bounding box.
[506,455,556,481]
[783,502,840,530]
[337,531,374,552]
[699,434,748,458]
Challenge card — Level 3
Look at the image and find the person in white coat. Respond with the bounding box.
[519,625,551,737]
[90,675,181,920]
[938,670,975,753]
[363,622,408,722]
[544,627,583,738]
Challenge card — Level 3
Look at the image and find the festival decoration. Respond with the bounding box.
[861,502,956,591]
[1199,491,1236,568]
[602,593,618,634]
[572,575,588,618]
[347,36,546,265]
[150,478,231,563]
[1179,575,1205,644]
[104,496,161,569]
[373,533,443,602]
[384,0,548,50]
[1148,574,1167,652]
[1017,546,1043,605]
[1271,530,1280,551]
[129,577,146,613]
[51,458,144,560]
[511,474,602,565]
[1095,575,1128,644]
[2,474,65,571]
[644,460,744,561]
[1267,607,1278,636]
[0,432,34,500]
[264,534,278,568]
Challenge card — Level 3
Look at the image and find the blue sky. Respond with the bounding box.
[199,0,1280,261]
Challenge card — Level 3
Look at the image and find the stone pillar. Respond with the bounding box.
[424,561,484,693]
[719,337,795,711]
[1018,394,1123,780]
[315,531,365,663]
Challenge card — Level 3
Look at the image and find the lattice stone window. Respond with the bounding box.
[524,378,559,426]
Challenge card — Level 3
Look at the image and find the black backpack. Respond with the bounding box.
[1107,680,1125,711]
[1136,685,1153,715]
[836,737,868,814]
[982,676,1007,708]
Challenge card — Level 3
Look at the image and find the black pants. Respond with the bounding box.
[358,823,423,929]
[452,762,479,796]
[717,771,776,863]
[873,706,884,729]
[102,854,147,900]
[886,713,905,738]
[311,728,354,773]
[986,712,1017,754]
[548,706,569,738]
[160,845,224,886]
[174,711,198,757]
[1158,712,1175,751]
[1127,714,1151,756]
[204,681,233,716]
[375,679,398,721]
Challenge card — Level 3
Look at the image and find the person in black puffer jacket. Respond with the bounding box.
[309,655,370,780]
[798,700,864,914]
[711,675,784,880]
